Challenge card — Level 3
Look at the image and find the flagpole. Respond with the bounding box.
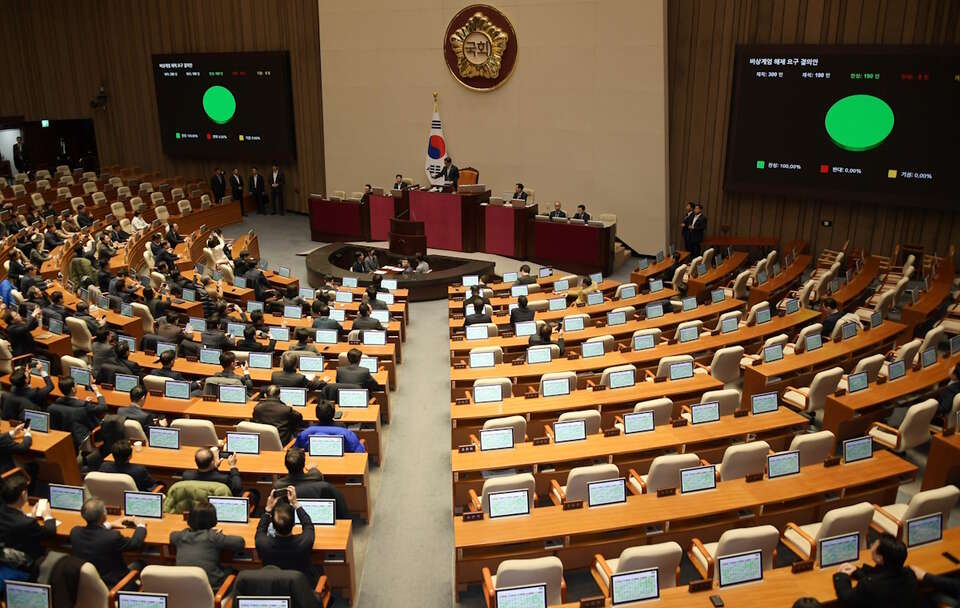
[433,90,439,112]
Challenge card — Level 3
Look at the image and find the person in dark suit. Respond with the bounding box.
[364,285,387,311]
[910,564,960,606]
[69,498,147,588]
[210,168,227,203]
[529,322,565,355]
[335,348,381,392]
[229,168,243,201]
[820,297,843,338]
[269,163,285,215]
[200,322,237,352]
[936,364,960,416]
[271,352,327,392]
[249,167,266,214]
[3,363,54,419]
[548,201,567,219]
[311,303,343,335]
[91,328,130,378]
[117,386,165,430]
[235,325,276,353]
[253,385,304,445]
[0,474,56,565]
[392,174,406,190]
[256,486,319,585]
[166,222,184,247]
[510,295,536,324]
[12,136,27,173]
[48,378,108,448]
[3,306,42,356]
[153,350,192,383]
[439,157,459,191]
[681,202,694,253]
[182,447,242,496]
[688,203,707,257]
[273,448,348,518]
[352,303,383,331]
[516,264,538,285]
[170,499,245,590]
[464,297,492,326]
[572,204,591,223]
[833,533,917,607]
[99,440,157,491]
[0,423,31,475]
[512,183,527,201]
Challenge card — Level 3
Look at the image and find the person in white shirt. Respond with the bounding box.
[131,210,149,232]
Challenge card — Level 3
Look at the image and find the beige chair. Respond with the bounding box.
[30,192,44,208]
[742,301,771,326]
[562,313,590,329]
[0,339,15,375]
[92,191,107,206]
[481,416,526,444]
[123,419,148,442]
[171,419,219,447]
[83,471,137,508]
[140,565,234,608]
[600,364,636,388]
[236,421,284,451]
[868,398,938,452]
[76,561,111,608]
[470,473,536,514]
[628,453,701,494]
[129,195,143,211]
[82,181,98,195]
[789,430,836,467]
[880,339,922,378]
[614,283,638,299]
[632,327,662,347]
[713,311,742,332]
[482,557,566,608]
[154,205,169,222]
[469,346,504,365]
[60,174,76,185]
[201,194,213,208]
[12,183,26,196]
[592,542,683,596]
[109,177,123,187]
[35,169,51,180]
[129,303,155,334]
[143,375,170,393]
[630,398,674,426]
[150,271,165,290]
[550,463,620,505]
[689,525,780,579]
[718,441,770,481]
[61,355,90,380]
[670,264,688,290]
[178,199,193,214]
[171,187,184,201]
[830,314,862,340]
[781,502,875,562]
[650,354,696,380]
[724,270,751,300]
[139,182,154,194]
[856,288,895,323]
[675,319,703,340]
[796,278,816,307]
[919,325,945,355]
[871,485,959,540]
[709,346,744,388]
[687,256,704,279]
[682,388,740,422]
[784,323,823,355]
[539,371,576,395]
[70,196,85,212]
[55,165,70,175]
[838,354,886,391]
[82,171,97,181]
[149,192,165,205]
[556,410,602,435]
[56,186,70,199]
[585,334,616,353]
[142,248,156,271]
[110,201,126,218]
[783,367,844,414]
[474,377,513,399]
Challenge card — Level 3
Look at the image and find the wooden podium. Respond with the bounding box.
[389,218,426,256]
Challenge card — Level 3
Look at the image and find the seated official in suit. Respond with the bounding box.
[414,253,430,274]
[0,474,57,567]
[154,349,192,383]
[236,324,277,353]
[464,285,491,309]
[937,364,960,416]
[2,363,54,420]
[99,440,157,491]
[438,157,459,191]
[572,204,591,223]
[510,295,536,324]
[170,499,245,590]
[182,447,243,496]
[253,385,305,444]
[529,322,565,355]
[364,285,388,310]
[294,400,365,453]
[117,386,165,430]
[352,303,383,331]
[516,264,538,285]
[311,302,343,335]
[464,297,492,326]
[271,352,328,392]
[336,348,381,392]
[256,486,320,585]
[289,327,320,355]
[833,533,917,607]
[0,423,31,475]
[820,297,843,337]
[575,275,599,304]
[69,498,147,589]
[548,201,567,219]
[208,350,254,395]
[512,183,527,201]
[392,173,407,191]
[49,378,108,449]
[273,448,349,518]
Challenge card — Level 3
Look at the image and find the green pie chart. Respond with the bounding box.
[824,94,894,152]
[202,85,237,125]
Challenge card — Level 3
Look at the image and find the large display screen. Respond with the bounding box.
[152,52,295,161]
[725,46,959,208]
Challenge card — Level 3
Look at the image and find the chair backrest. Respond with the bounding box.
[148,191,164,205]
[920,325,945,355]
[57,186,70,198]
[896,399,938,451]
[794,323,823,352]
[709,346,744,385]
[0,339,12,375]
[61,354,90,378]
[142,374,169,393]
[70,196,84,211]
[76,561,110,608]
[236,421,284,451]
[92,191,106,206]
[713,311,742,332]
[470,346,504,364]
[614,283,638,299]
[715,525,780,571]
[109,177,123,187]
[671,264,688,288]
[117,186,132,199]
[178,199,193,214]
[600,364,636,388]
[154,205,169,221]
[140,565,216,608]
[655,355,693,378]
[539,371,576,395]
[688,256,704,277]
[140,182,154,193]
[633,327,661,344]
[557,409,602,435]
[586,334,616,353]
[474,376,512,398]
[830,314,862,340]
[142,248,155,270]
[482,416,526,444]
[564,463,620,502]
[813,502,875,559]
[150,271,165,289]
[701,389,741,417]
[30,192,44,206]
[797,279,816,307]
[805,367,844,412]
[644,453,701,493]
[744,301,770,326]
[893,339,922,366]
[82,181,97,194]
[718,441,771,481]
[83,471,137,508]
[765,249,778,268]
[494,556,564,606]
[171,187,184,200]
[852,354,885,382]
[480,473,536,514]
[171,419,218,447]
[130,302,154,334]
[902,485,960,526]
[123,419,148,442]
[789,430,836,467]
[633,398,673,425]
[110,201,126,218]
[129,196,143,211]
[614,542,683,588]
[201,194,212,208]
[675,319,703,335]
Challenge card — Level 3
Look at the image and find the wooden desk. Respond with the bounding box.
[449,375,722,446]
[38,508,357,602]
[450,407,808,509]
[308,196,370,242]
[687,252,749,297]
[822,352,960,441]
[833,256,882,309]
[529,217,617,276]
[741,321,906,407]
[702,236,779,251]
[922,431,960,490]
[630,252,689,285]
[748,255,812,306]
[0,420,81,485]
[447,271,606,298]
[453,451,915,592]
[901,257,955,331]
[446,280,622,315]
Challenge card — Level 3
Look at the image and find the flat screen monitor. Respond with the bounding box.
[548,297,566,311]
[268,326,290,342]
[48,484,84,512]
[335,291,352,303]
[541,378,570,397]
[611,568,659,606]
[258,259,269,270]
[502,272,518,283]
[121,303,134,318]
[763,343,784,363]
[623,411,655,434]
[539,267,553,278]
[841,322,859,341]
[697,262,708,276]
[329,309,346,322]
[371,310,390,324]
[163,380,190,400]
[645,303,664,319]
[609,368,635,389]
[951,334,960,357]
[563,316,585,332]
[308,435,344,457]
[473,383,504,404]
[906,513,942,548]
[843,436,873,464]
[187,317,206,333]
[199,348,221,365]
[526,346,552,364]
[234,277,248,289]
[682,296,698,312]
[847,371,869,393]
[511,285,528,297]
[208,496,249,524]
[870,310,883,328]
[359,356,378,373]
[117,592,170,608]
[553,279,570,292]
[382,279,398,290]
[479,427,514,451]
[465,325,487,340]
[607,310,627,326]
[587,291,604,306]
[678,326,699,343]
[721,316,739,334]
[581,341,605,359]
[469,351,495,368]
[114,373,138,393]
[690,401,720,425]
[279,387,307,407]
[680,465,716,494]
[98,295,110,309]
[236,598,290,608]
[646,280,662,294]
[785,298,800,314]
[711,289,725,304]
[123,491,163,519]
[669,361,694,380]
[225,431,260,455]
[756,307,772,324]
[283,305,301,319]
[376,292,394,304]
[637,258,650,270]
[248,352,273,369]
[69,366,91,387]
[819,532,860,568]
[246,300,264,313]
[23,410,49,433]
[298,356,324,372]
[295,498,336,526]
[921,347,937,368]
[488,489,531,519]
[767,450,800,479]
[590,273,603,284]
[751,392,779,415]
[314,329,338,344]
[553,419,586,443]
[619,284,638,299]
[338,388,368,408]
[633,333,655,351]
[805,334,823,351]
[218,384,247,404]
[149,426,180,450]
[514,321,537,337]
[342,276,357,288]
[115,334,136,353]
[462,275,479,287]
[297,287,315,301]
[276,266,291,278]
[717,550,763,588]
[756,270,768,285]
[48,318,63,335]
[887,359,906,381]
[5,582,52,608]
[587,478,627,507]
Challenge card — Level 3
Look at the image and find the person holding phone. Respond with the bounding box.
[256,486,320,585]
[181,447,242,496]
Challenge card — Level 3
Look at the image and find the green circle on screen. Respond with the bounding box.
[824,94,894,152]
[202,85,236,125]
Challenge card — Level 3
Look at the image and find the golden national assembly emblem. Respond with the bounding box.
[443,5,518,91]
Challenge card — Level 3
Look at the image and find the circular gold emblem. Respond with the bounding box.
[444,5,518,91]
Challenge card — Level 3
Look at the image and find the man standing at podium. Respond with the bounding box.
[512,183,527,201]
[439,157,459,192]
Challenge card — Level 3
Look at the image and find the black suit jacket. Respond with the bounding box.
[69,523,146,586]
[253,398,303,444]
[0,504,57,559]
[0,433,32,474]
[510,307,536,324]
[312,317,343,334]
[116,405,159,431]
[352,316,382,331]
[440,164,459,186]
[230,174,243,200]
[99,460,157,491]
[821,311,844,338]
[833,565,918,608]
[335,364,379,392]
[7,318,38,356]
[464,313,492,326]
[270,170,284,191]
[49,395,107,447]
[248,174,265,196]
[688,213,707,243]
[210,175,226,200]
[255,507,319,585]
[201,329,235,351]
[513,191,528,201]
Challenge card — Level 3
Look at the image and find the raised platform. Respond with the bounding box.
[305,243,495,302]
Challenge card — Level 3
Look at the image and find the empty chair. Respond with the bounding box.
[482,557,566,608]
[142,248,155,271]
[60,174,76,185]
[670,264,688,290]
[628,453,701,494]
[702,247,716,268]
[474,377,513,399]
[550,463,620,505]
[149,191,165,205]
[556,409,602,435]
[12,183,26,196]
[712,311,742,332]
[92,191,107,206]
[469,346,503,365]
[481,415,526,444]
[82,171,97,180]
[123,419,148,442]
[838,354,886,391]
[70,196,85,211]
[784,323,823,355]
[651,354,695,380]
[82,181,98,194]
[611,304,636,319]
[683,388,740,422]
[110,201,126,218]
[236,421,284,450]
[142,375,170,393]
[562,313,589,328]
[690,525,779,580]
[614,283,638,299]
[129,303,155,335]
[829,313,862,340]
[919,325,945,355]
[56,186,70,198]
[796,278,816,307]
[708,346,744,388]
[627,398,674,426]
[35,169,51,180]
[868,398,938,452]
[171,419,219,447]
[154,205,169,222]
[76,561,110,608]
[742,301,770,326]
[140,565,234,608]
[65,317,93,353]
[592,542,683,596]
[872,485,959,540]
[470,473,536,514]
[171,187,184,201]
[789,430,836,467]
[585,334,615,353]
[178,198,193,214]
[30,192,44,208]
[687,256,704,278]
[783,366,844,414]
[84,471,137,508]
[109,176,123,187]
[129,196,144,211]
[674,319,703,338]
[632,327,661,346]
[139,182,154,193]
[539,371,576,395]
[881,339,922,378]
[600,364,636,387]
[856,288,894,323]
[718,441,770,481]
[781,502,875,562]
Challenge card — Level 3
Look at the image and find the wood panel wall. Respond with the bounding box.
[0,0,324,213]
[668,0,960,259]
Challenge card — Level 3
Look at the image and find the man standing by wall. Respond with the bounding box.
[270,162,285,215]
[249,167,265,214]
